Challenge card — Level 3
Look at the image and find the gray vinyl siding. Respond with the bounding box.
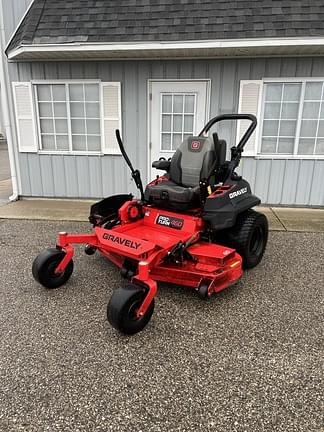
[6,56,324,206]
[1,0,33,43]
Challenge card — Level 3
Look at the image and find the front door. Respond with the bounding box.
[149,80,210,180]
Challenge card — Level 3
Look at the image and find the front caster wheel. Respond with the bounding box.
[32,248,74,289]
[197,282,211,300]
[107,284,155,335]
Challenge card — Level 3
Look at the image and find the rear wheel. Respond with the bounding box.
[32,248,74,289]
[218,210,268,269]
[107,284,154,335]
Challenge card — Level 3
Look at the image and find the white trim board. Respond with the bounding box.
[7,36,324,60]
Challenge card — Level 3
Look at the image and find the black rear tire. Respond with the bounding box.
[107,284,154,335]
[32,248,74,289]
[217,210,268,269]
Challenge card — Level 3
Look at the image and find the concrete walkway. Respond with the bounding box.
[0,198,323,232]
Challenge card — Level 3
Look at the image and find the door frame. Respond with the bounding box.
[147,79,211,183]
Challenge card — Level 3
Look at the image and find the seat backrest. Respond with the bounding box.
[169,136,216,187]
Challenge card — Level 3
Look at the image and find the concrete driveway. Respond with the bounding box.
[0,219,322,432]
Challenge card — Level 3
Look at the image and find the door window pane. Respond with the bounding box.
[86,119,100,135]
[263,120,279,136]
[279,120,296,137]
[300,120,317,137]
[71,119,85,134]
[283,84,300,101]
[85,84,99,102]
[53,103,67,117]
[85,103,99,118]
[264,103,280,119]
[281,103,298,119]
[315,139,324,154]
[40,119,54,133]
[302,102,320,119]
[70,102,84,118]
[160,92,196,152]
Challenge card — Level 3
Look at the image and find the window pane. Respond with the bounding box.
[278,138,294,154]
[172,133,182,150]
[317,120,324,137]
[39,103,52,117]
[302,102,320,119]
[161,134,171,150]
[281,103,299,119]
[298,138,315,155]
[173,115,182,132]
[56,135,69,151]
[86,119,100,135]
[162,95,172,113]
[53,102,67,117]
[265,84,282,102]
[263,120,279,136]
[69,84,84,101]
[261,137,276,153]
[162,115,171,132]
[279,120,296,137]
[87,135,101,151]
[85,103,99,118]
[300,120,317,137]
[72,135,86,151]
[52,85,66,101]
[304,82,322,100]
[264,103,280,119]
[184,95,195,113]
[84,84,99,102]
[173,95,183,113]
[37,85,51,101]
[283,84,301,101]
[315,139,324,154]
[70,102,84,118]
[40,119,54,133]
[41,134,55,150]
[184,115,194,132]
[55,119,68,134]
[71,119,85,134]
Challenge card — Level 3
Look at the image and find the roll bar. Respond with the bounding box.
[198,114,257,181]
[198,113,257,152]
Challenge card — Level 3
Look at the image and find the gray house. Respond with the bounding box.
[1,0,324,206]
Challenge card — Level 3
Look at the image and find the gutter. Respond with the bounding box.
[0,0,19,201]
[6,36,324,60]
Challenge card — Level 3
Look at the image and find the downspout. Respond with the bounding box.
[0,0,19,201]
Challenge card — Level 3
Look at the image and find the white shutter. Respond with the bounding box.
[101,82,121,154]
[237,80,262,156]
[12,82,37,153]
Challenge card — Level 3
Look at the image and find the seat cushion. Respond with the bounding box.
[145,179,200,211]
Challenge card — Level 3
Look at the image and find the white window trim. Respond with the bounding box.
[257,77,324,160]
[31,79,120,156]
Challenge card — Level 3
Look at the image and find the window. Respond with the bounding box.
[160,93,196,151]
[35,83,101,153]
[261,81,324,156]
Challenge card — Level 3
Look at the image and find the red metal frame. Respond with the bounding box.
[55,200,243,318]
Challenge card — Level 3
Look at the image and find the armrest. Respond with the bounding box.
[152,159,171,171]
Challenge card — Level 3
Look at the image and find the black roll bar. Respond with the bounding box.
[199,113,257,152]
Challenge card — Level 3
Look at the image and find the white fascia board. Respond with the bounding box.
[7,37,324,60]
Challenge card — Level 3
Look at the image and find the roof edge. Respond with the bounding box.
[7,36,324,60]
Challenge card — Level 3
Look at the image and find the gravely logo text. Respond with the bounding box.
[229,187,248,199]
[102,233,141,250]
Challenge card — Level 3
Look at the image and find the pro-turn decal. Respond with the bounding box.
[229,187,248,199]
[156,215,184,230]
[102,233,141,250]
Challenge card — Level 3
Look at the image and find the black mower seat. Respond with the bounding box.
[145,136,216,211]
